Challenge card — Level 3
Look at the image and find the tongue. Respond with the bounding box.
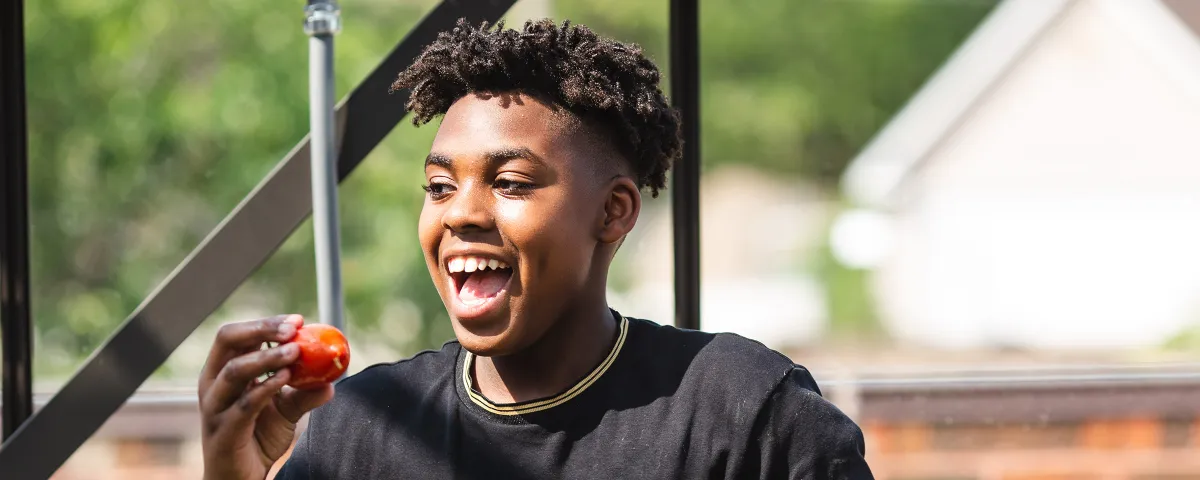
[460,270,511,304]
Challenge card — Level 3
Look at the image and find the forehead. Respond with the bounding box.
[429,92,583,163]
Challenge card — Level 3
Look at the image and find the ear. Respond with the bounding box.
[598,176,641,245]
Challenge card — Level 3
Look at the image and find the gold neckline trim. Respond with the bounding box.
[462,316,629,416]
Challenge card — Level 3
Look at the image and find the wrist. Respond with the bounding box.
[202,465,268,480]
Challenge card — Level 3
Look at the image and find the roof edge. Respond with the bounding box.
[1097,0,1200,107]
[841,0,1074,209]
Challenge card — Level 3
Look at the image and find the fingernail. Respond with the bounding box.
[278,323,296,340]
[281,343,299,355]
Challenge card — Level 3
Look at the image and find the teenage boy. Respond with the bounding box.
[199,19,873,479]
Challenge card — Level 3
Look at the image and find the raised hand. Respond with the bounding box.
[198,315,335,480]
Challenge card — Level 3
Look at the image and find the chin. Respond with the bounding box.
[454,331,520,357]
[449,313,521,357]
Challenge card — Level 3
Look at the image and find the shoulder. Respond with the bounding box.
[752,368,873,477]
[339,339,460,387]
[312,339,462,417]
[625,316,803,391]
[621,316,812,429]
[764,368,857,443]
[282,340,466,477]
[619,316,872,475]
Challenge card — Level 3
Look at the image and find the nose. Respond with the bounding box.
[442,180,494,234]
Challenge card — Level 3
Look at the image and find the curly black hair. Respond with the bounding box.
[391,18,682,197]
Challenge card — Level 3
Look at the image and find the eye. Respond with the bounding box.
[494,179,535,194]
[422,181,455,200]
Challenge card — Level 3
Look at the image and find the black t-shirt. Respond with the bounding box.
[275,313,874,479]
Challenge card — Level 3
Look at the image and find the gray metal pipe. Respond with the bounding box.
[304,1,345,334]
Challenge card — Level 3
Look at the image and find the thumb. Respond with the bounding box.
[275,384,335,423]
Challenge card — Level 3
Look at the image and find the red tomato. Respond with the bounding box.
[285,323,350,389]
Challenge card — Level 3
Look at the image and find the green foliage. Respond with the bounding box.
[558,0,994,331]
[25,0,444,378]
[1163,324,1200,352]
[23,0,992,380]
[558,0,994,183]
[812,209,883,338]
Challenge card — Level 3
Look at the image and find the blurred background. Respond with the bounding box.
[7,0,1200,478]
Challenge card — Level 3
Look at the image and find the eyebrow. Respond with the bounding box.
[424,147,544,169]
[425,153,452,169]
[486,147,543,165]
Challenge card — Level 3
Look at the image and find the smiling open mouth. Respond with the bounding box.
[448,257,514,306]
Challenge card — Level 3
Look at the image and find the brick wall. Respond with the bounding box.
[36,375,1200,479]
[864,417,1200,480]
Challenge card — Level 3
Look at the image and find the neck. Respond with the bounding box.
[472,292,618,404]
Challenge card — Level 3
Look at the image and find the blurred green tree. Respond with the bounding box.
[558,0,995,335]
[21,0,992,381]
[557,0,995,185]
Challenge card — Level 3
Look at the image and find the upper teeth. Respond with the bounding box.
[448,257,510,273]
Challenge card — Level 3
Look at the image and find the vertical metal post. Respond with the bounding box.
[305,0,345,334]
[0,4,514,476]
[1,0,34,441]
[670,0,701,331]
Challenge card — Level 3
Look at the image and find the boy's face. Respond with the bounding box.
[419,92,627,356]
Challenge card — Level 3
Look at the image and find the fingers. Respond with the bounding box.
[203,342,301,416]
[275,384,336,424]
[220,369,294,432]
[200,315,304,389]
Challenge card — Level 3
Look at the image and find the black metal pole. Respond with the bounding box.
[1,0,35,442]
[670,0,701,331]
[0,3,516,476]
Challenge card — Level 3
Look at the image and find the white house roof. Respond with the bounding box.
[840,0,1200,210]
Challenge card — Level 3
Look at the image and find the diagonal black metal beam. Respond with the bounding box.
[1,0,34,442]
[670,0,701,331]
[0,1,515,477]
